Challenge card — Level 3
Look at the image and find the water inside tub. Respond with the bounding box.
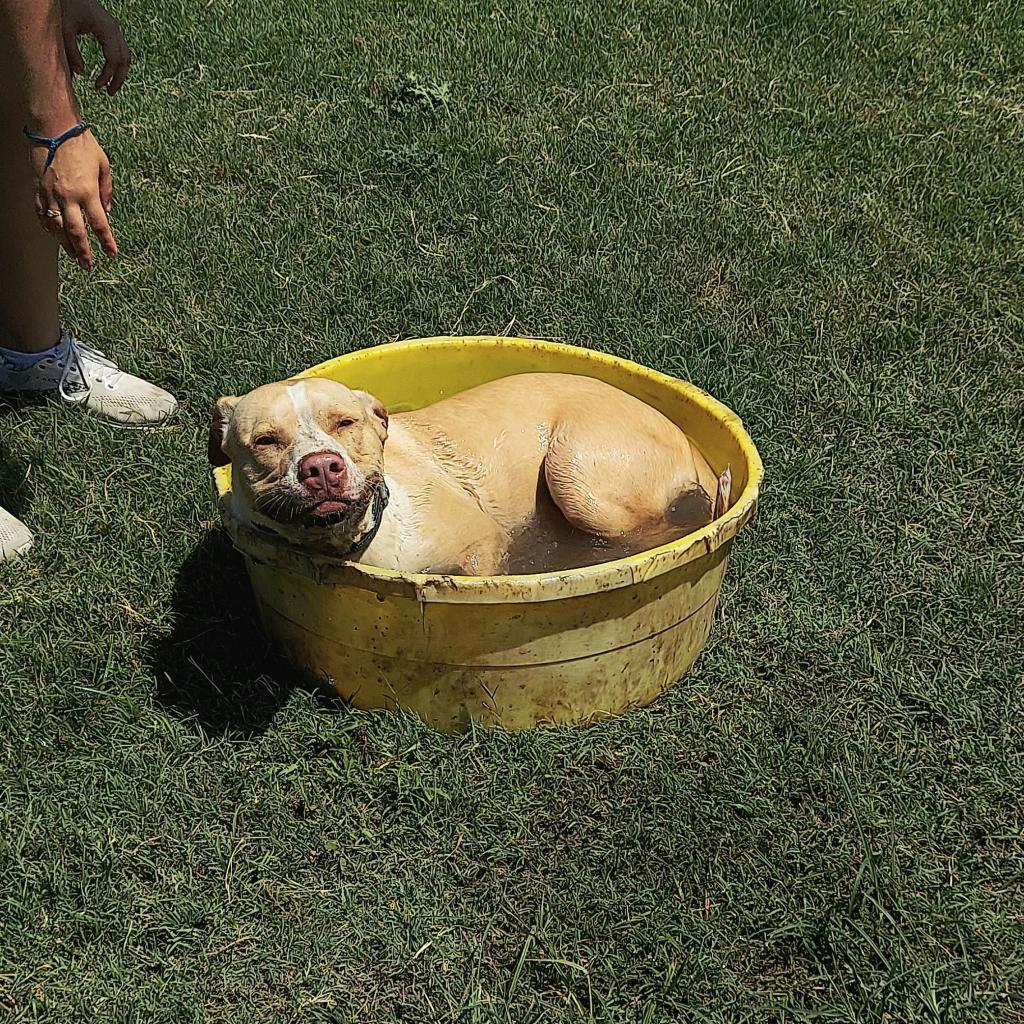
[502,487,694,575]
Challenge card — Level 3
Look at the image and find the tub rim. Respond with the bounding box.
[213,336,763,605]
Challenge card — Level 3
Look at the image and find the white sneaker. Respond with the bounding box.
[0,330,178,427]
[0,505,33,561]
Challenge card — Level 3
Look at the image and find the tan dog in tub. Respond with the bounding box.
[208,373,729,575]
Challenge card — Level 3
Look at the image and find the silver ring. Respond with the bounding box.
[44,209,62,219]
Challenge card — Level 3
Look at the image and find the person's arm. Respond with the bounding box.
[61,0,131,96]
[2,0,80,136]
[0,0,118,269]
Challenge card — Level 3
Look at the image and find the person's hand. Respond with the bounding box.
[60,0,132,95]
[30,129,116,270]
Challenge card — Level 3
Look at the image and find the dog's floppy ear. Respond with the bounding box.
[207,396,240,467]
[355,390,389,439]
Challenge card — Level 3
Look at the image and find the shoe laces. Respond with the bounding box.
[56,331,124,401]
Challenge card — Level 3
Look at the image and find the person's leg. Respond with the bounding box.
[0,36,178,425]
[0,40,40,557]
[0,35,61,354]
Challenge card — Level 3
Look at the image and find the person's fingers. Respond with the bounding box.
[41,210,77,262]
[99,158,113,214]
[35,205,64,240]
[93,21,131,94]
[64,29,86,75]
[94,51,116,92]
[84,197,118,258]
[34,188,71,251]
[107,47,131,95]
[33,187,49,220]
[58,201,94,271]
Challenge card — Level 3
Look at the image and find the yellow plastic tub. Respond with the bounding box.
[213,336,763,732]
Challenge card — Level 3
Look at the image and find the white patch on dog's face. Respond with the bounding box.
[283,382,364,494]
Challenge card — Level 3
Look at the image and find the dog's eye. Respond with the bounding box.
[253,434,279,448]
[333,418,356,430]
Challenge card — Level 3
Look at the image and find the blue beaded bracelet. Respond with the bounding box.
[23,121,90,171]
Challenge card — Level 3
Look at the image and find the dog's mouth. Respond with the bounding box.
[302,496,357,526]
[254,477,380,530]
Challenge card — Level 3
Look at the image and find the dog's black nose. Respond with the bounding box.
[298,451,346,493]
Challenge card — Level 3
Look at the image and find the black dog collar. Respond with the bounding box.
[342,479,390,559]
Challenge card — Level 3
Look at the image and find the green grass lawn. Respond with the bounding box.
[2,0,1022,1019]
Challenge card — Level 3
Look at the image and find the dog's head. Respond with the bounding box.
[208,377,389,535]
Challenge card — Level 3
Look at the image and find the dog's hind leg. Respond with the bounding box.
[542,421,715,544]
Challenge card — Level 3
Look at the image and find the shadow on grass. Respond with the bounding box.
[0,408,38,520]
[150,528,306,737]
[0,454,33,520]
